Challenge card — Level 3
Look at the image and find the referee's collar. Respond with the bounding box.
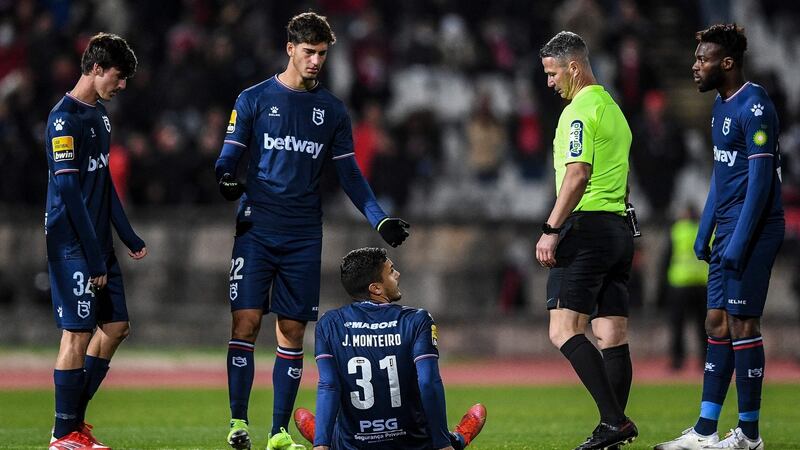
[572,84,603,101]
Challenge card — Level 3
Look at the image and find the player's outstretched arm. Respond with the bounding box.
[53,172,106,277]
[723,157,773,271]
[109,180,146,256]
[694,175,717,262]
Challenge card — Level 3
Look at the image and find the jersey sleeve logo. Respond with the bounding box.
[431,324,439,347]
[52,136,75,161]
[53,118,65,131]
[568,120,583,157]
[227,110,237,134]
[312,107,325,125]
[750,103,764,116]
[753,130,768,147]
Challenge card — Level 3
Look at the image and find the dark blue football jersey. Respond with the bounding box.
[224,76,356,233]
[45,94,114,259]
[710,82,783,230]
[315,301,440,449]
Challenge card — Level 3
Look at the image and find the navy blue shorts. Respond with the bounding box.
[49,252,128,330]
[546,212,634,317]
[228,222,321,321]
[707,224,783,317]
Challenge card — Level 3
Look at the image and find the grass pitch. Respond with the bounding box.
[2,383,799,449]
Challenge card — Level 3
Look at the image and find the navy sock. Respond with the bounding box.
[271,346,304,435]
[77,355,110,423]
[54,368,85,438]
[602,344,632,412]
[227,339,255,421]
[733,335,764,440]
[694,336,734,436]
[560,334,626,425]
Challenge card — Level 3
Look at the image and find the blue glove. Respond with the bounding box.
[721,241,745,272]
[693,237,711,262]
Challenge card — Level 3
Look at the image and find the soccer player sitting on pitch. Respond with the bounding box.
[216,12,410,450]
[655,24,783,450]
[45,33,147,450]
[292,247,486,450]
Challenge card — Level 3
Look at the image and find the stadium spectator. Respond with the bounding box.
[630,90,687,220]
[214,12,409,450]
[535,31,638,449]
[45,33,147,450]
[292,247,487,450]
[656,23,784,450]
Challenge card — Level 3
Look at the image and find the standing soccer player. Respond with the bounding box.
[536,31,638,449]
[292,247,486,450]
[46,33,146,450]
[655,24,783,450]
[216,12,410,450]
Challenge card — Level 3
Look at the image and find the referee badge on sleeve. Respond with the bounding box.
[569,120,583,157]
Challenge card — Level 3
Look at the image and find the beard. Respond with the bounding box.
[698,66,724,92]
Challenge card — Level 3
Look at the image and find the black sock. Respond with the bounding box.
[602,344,632,412]
[560,334,625,424]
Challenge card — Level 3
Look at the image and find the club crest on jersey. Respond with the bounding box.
[227,110,237,134]
[52,136,75,161]
[229,282,239,301]
[102,115,111,132]
[77,300,91,319]
[722,117,731,135]
[568,120,583,157]
[312,107,325,125]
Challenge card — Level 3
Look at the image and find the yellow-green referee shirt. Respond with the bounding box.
[553,84,631,215]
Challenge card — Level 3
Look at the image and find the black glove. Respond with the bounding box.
[377,218,410,247]
[219,173,244,201]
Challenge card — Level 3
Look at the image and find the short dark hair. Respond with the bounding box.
[340,247,387,299]
[81,32,137,79]
[696,23,747,66]
[539,31,588,62]
[287,12,336,45]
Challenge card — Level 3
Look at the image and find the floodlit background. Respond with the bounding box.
[0,0,799,361]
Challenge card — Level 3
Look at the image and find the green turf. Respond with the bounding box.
[2,384,799,449]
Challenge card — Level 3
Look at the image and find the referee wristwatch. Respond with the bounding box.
[541,222,562,235]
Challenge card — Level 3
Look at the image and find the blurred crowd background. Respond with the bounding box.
[1,0,799,361]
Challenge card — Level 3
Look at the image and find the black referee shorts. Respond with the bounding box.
[546,211,634,317]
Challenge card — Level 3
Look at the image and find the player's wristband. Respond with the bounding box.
[541,222,562,235]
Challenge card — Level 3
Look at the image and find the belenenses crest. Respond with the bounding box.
[312,107,325,125]
[722,117,731,136]
[77,300,91,319]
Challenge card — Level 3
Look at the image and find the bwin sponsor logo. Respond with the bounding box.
[263,133,324,159]
[713,146,737,167]
[88,153,110,172]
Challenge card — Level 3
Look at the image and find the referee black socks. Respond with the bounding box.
[560,334,626,425]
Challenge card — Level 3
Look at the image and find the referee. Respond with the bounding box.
[536,31,638,450]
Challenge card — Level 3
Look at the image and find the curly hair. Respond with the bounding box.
[287,11,336,45]
[539,31,588,62]
[340,247,387,299]
[696,23,747,65]
[81,32,137,79]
